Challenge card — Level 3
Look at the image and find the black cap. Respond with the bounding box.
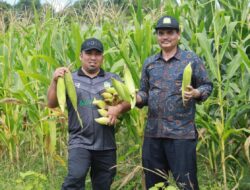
[81,38,104,53]
[155,16,179,31]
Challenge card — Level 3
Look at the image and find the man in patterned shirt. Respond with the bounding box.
[136,15,213,190]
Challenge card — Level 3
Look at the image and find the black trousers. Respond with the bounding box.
[62,148,116,190]
[142,137,199,190]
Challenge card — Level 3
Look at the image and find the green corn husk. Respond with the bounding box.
[124,65,136,95]
[182,62,193,106]
[64,71,83,128]
[124,65,136,108]
[111,78,131,103]
[64,72,77,109]
[57,77,66,112]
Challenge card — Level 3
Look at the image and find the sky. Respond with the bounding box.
[2,0,77,12]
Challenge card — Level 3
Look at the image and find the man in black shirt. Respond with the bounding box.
[47,38,129,190]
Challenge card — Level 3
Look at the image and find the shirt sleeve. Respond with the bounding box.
[192,56,213,102]
[136,58,151,108]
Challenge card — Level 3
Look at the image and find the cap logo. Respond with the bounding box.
[163,17,171,24]
[75,82,80,88]
[88,41,96,46]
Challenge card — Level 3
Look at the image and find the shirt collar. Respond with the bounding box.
[154,46,182,61]
[77,67,105,78]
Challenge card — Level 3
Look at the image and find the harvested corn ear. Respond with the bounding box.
[181,62,192,106]
[64,71,83,128]
[57,77,66,113]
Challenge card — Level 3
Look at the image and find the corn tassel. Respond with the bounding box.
[182,62,193,106]
[57,77,66,113]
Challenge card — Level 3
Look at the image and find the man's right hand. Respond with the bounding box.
[47,67,69,108]
[53,67,69,82]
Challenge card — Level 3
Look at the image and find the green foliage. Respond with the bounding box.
[0,2,12,11]
[150,182,177,190]
[14,0,42,12]
[16,171,47,190]
[72,0,98,9]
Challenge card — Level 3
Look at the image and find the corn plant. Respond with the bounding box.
[180,1,250,189]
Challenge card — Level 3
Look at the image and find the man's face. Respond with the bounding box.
[156,29,180,51]
[80,49,103,74]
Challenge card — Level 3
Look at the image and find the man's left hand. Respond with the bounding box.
[107,105,122,126]
[183,85,201,103]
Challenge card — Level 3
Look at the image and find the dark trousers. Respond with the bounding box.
[62,148,116,190]
[142,137,199,190]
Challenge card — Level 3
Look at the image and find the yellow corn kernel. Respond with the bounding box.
[93,98,106,109]
[101,92,113,99]
[98,109,108,117]
[105,87,117,95]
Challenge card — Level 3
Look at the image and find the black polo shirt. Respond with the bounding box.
[66,67,120,150]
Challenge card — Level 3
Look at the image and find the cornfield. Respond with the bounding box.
[0,0,249,189]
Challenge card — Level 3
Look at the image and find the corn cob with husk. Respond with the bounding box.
[57,77,66,113]
[94,99,110,125]
[95,116,120,126]
[95,117,109,125]
[111,78,131,103]
[101,92,113,99]
[98,109,108,117]
[94,86,122,125]
[101,92,114,104]
[64,71,83,128]
[182,62,193,106]
[94,69,136,125]
[93,98,107,109]
[103,87,121,105]
[105,87,117,95]
[123,65,136,108]
[94,67,137,125]
[104,90,121,105]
